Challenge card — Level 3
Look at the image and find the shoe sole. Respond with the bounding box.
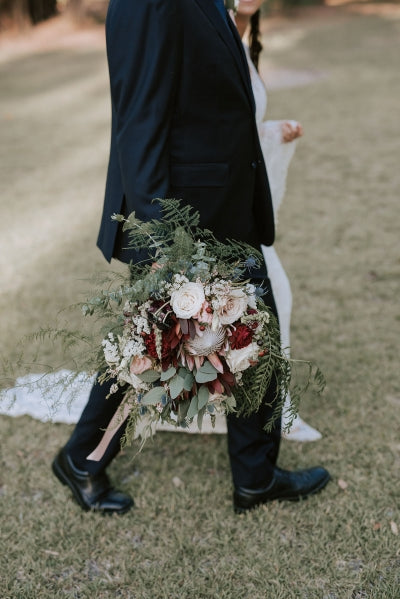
[234,473,331,514]
[52,457,133,515]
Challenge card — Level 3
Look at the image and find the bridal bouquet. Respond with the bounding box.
[77,200,318,457]
[99,265,275,431]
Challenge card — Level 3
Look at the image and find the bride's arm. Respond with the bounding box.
[259,120,302,215]
[281,121,303,143]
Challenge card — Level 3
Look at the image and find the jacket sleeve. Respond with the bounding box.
[106,0,180,220]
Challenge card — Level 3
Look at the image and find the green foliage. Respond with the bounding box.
[195,361,218,384]
[169,374,185,399]
[116,198,263,280]
[141,387,165,406]
[234,310,286,417]
[137,369,161,384]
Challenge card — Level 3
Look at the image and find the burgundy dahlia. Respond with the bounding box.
[229,323,254,350]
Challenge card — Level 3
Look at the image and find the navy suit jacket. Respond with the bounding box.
[97,0,275,265]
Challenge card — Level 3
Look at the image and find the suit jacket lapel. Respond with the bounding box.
[226,11,256,113]
[193,0,255,112]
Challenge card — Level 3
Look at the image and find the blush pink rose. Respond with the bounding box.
[130,356,153,375]
[195,301,213,324]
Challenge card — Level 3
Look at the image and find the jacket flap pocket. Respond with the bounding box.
[170,163,228,188]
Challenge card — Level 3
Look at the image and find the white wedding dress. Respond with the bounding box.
[0,47,321,442]
[245,45,321,441]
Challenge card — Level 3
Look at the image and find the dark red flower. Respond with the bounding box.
[144,331,175,367]
[229,323,254,350]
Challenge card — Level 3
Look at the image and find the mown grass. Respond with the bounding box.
[1,7,399,599]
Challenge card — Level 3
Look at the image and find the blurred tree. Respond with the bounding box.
[0,0,57,26]
[283,0,324,5]
[263,0,324,11]
[67,0,108,23]
[67,0,84,20]
[29,0,57,23]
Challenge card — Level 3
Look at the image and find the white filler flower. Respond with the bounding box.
[102,337,120,364]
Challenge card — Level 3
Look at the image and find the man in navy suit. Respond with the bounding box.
[52,0,330,514]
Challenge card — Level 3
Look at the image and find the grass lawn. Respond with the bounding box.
[1,6,399,598]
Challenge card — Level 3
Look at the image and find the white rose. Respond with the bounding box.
[225,342,259,374]
[171,282,205,319]
[218,289,248,325]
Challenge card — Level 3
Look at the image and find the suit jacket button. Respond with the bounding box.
[251,161,257,169]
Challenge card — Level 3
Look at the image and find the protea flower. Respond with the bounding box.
[185,326,225,356]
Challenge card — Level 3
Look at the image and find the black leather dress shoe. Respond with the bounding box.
[233,466,331,513]
[52,449,134,514]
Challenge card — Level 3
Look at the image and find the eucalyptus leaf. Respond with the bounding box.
[197,406,206,430]
[198,385,210,410]
[225,394,237,410]
[199,361,218,374]
[160,367,176,381]
[169,374,185,399]
[178,399,190,423]
[141,386,165,405]
[186,395,199,420]
[183,372,194,391]
[195,371,217,384]
[195,361,218,383]
[137,369,161,383]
